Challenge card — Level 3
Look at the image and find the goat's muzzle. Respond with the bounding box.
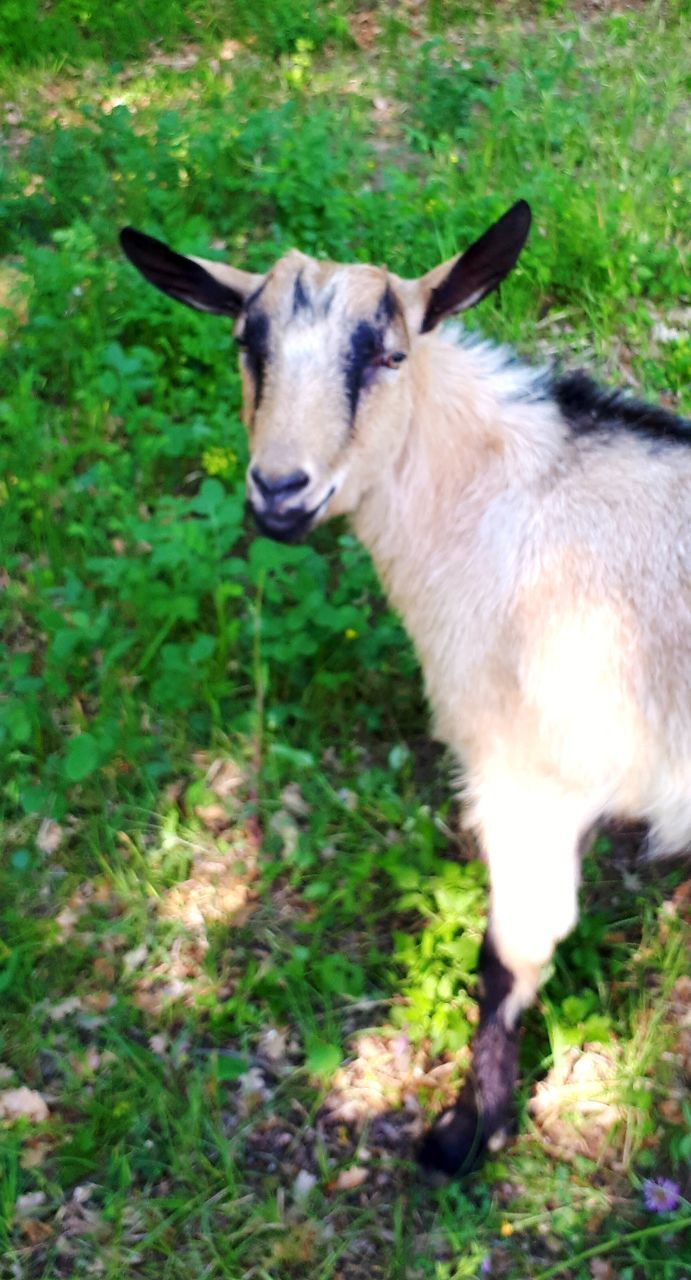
[247,465,335,542]
[247,498,316,543]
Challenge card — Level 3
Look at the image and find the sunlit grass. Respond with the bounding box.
[1,2,689,1276]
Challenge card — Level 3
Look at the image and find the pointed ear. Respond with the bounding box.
[119,227,264,316]
[411,200,532,334]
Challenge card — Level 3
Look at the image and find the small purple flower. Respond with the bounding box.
[480,1257,492,1275]
[391,1032,410,1061]
[642,1177,681,1213]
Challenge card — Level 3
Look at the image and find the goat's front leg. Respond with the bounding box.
[418,927,540,1174]
[419,787,584,1175]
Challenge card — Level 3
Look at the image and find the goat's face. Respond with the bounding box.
[239,252,415,539]
[120,201,531,541]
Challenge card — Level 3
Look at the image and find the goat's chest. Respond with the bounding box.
[359,492,523,748]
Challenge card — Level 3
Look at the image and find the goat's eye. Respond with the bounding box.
[370,349,407,370]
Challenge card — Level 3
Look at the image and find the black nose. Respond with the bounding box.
[250,467,309,501]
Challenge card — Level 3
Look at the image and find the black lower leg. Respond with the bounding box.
[418,932,520,1175]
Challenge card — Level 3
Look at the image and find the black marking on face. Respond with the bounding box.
[344,320,384,422]
[292,271,311,315]
[240,310,270,405]
[554,371,691,447]
[376,284,400,326]
[320,285,336,317]
[342,291,407,424]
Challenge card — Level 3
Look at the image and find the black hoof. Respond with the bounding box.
[418,1102,487,1176]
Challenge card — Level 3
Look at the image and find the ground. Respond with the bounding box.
[0,2,689,1277]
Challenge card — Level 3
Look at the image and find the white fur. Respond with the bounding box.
[236,250,690,1020]
[346,328,691,1013]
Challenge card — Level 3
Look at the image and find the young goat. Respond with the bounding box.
[121,202,691,1174]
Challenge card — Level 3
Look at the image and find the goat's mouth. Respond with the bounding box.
[248,486,335,543]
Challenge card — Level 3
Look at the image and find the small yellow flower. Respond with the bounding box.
[202,447,237,477]
[500,1222,514,1238]
[345,628,358,641]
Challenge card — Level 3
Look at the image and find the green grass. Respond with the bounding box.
[1,2,690,1276]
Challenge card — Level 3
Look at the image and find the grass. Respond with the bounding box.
[1,2,690,1276]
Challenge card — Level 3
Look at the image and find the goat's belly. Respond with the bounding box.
[417,590,691,855]
[438,667,657,817]
[452,682,691,856]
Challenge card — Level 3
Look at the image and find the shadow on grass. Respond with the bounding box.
[2,761,688,1277]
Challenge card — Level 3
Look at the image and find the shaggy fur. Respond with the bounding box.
[121,204,691,1174]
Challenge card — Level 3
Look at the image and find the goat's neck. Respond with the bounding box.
[352,331,563,625]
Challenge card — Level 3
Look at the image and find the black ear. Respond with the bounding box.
[421,200,532,334]
[119,227,248,316]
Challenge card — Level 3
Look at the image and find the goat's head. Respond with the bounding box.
[120,200,531,541]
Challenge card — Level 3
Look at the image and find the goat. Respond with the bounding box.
[120,202,691,1174]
